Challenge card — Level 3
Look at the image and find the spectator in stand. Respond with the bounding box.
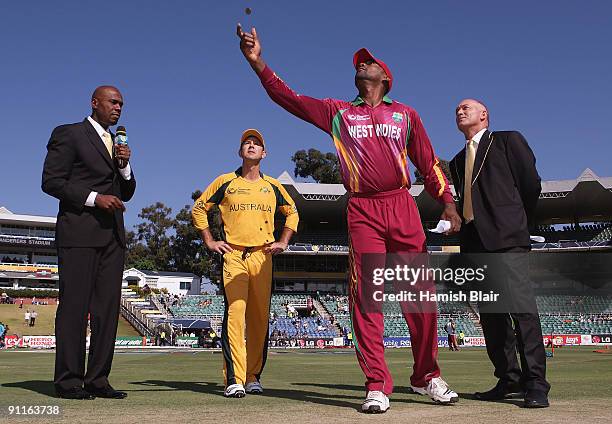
[209,329,221,348]
[197,332,207,348]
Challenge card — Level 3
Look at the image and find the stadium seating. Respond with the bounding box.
[169,295,224,317]
[162,293,612,340]
[269,317,337,338]
[536,223,612,242]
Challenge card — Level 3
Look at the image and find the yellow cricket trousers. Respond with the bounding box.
[221,245,272,386]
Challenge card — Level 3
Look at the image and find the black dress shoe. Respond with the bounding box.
[56,387,96,400]
[85,385,128,399]
[475,381,524,401]
[523,390,549,408]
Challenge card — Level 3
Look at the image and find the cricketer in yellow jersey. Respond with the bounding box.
[192,129,299,398]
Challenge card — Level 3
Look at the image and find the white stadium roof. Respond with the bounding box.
[281,168,612,224]
[2,168,610,227]
[0,207,56,227]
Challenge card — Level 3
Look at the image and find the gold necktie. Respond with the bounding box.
[102,132,113,158]
[463,140,476,222]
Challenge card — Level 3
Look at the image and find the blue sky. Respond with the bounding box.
[2,1,611,227]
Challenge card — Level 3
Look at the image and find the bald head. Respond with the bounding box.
[90,86,123,129]
[91,85,121,100]
[455,98,489,138]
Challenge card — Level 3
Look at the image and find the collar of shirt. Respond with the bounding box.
[86,116,111,141]
[351,95,393,106]
[466,127,488,151]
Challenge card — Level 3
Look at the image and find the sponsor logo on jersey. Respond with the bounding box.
[226,187,250,195]
[260,187,271,193]
[392,112,403,123]
[346,114,370,121]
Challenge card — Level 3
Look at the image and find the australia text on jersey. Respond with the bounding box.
[229,203,273,212]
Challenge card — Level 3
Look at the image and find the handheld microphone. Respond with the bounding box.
[114,126,128,168]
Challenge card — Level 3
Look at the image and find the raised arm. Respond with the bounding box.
[236,24,336,134]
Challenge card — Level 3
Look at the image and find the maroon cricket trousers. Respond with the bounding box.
[347,188,440,395]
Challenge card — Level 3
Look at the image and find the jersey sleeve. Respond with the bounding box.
[258,65,337,135]
[192,175,230,231]
[406,109,454,204]
[269,179,299,233]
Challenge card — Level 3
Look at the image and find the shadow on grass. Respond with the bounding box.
[458,392,525,407]
[130,380,362,410]
[3,380,56,397]
[293,383,439,405]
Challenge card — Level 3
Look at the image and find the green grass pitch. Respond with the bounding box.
[1,347,611,423]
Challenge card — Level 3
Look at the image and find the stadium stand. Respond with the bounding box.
[125,291,612,342]
[536,223,612,243]
[169,295,224,317]
[120,289,165,337]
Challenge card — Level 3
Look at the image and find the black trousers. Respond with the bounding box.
[54,235,124,391]
[462,223,550,394]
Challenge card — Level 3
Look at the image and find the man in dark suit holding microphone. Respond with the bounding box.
[42,85,136,399]
[448,99,550,408]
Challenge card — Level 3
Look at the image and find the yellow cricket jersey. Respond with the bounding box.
[192,167,299,246]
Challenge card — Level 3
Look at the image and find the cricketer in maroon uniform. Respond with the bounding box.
[237,25,462,413]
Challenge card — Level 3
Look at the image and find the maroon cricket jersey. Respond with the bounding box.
[258,65,453,203]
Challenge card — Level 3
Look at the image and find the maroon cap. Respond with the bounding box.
[353,48,393,92]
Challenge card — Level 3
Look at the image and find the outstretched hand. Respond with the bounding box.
[236,24,265,73]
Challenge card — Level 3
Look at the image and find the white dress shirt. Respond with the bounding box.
[466,127,488,152]
[85,116,132,207]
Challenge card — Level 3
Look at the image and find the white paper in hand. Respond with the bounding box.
[429,220,451,234]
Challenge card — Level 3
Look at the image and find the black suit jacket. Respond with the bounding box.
[42,119,136,248]
[449,130,541,251]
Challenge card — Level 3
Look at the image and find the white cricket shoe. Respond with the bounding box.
[245,381,264,394]
[425,377,459,404]
[409,385,428,395]
[361,390,389,413]
[224,383,246,398]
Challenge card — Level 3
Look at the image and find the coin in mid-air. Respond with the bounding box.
[245,7,252,15]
